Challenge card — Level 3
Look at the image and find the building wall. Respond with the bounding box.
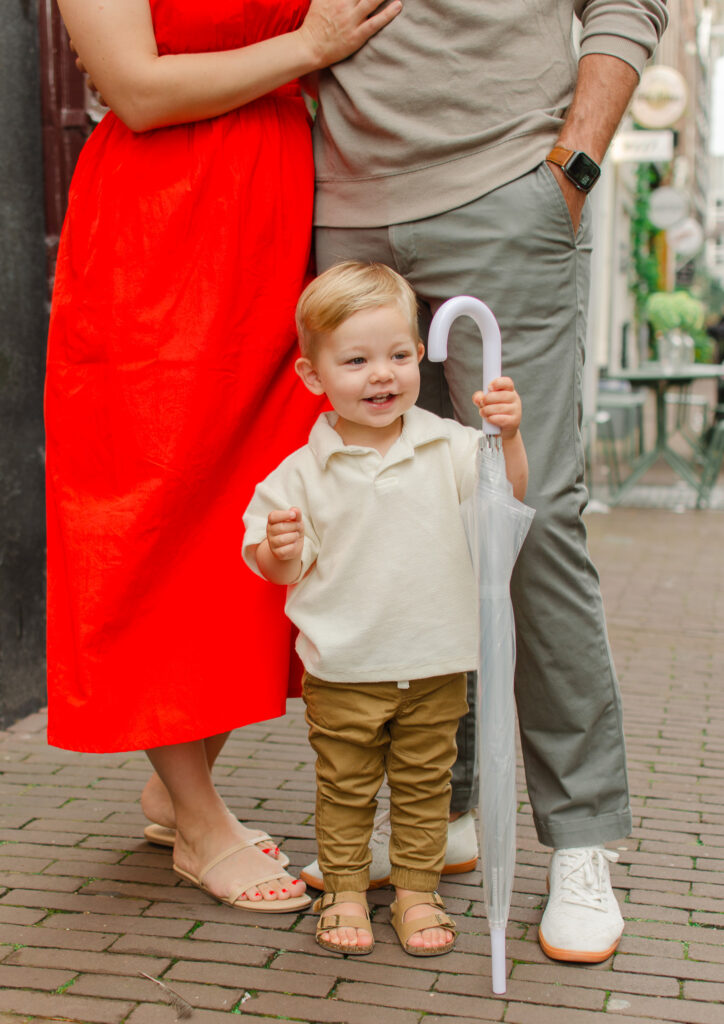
[0,1,49,727]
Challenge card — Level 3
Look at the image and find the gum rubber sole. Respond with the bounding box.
[538,930,621,963]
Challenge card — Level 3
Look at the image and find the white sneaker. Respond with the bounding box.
[299,809,479,890]
[538,846,624,963]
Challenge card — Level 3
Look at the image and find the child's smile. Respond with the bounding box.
[297,304,425,453]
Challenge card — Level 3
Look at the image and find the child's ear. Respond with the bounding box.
[295,356,325,395]
[417,342,425,363]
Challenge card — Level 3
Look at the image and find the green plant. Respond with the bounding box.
[643,290,713,363]
[644,290,705,334]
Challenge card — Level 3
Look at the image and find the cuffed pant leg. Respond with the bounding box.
[385,673,468,891]
[302,674,391,892]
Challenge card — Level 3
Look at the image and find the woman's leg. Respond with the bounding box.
[146,738,305,904]
[141,731,230,828]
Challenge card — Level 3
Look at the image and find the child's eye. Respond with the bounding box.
[393,351,412,360]
[347,356,366,365]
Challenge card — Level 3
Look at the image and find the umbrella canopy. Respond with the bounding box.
[428,296,534,994]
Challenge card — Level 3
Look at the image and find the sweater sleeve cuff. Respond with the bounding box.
[579,34,650,78]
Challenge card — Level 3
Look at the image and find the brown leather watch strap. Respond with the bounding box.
[546,145,574,168]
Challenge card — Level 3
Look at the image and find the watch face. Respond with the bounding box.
[566,152,601,191]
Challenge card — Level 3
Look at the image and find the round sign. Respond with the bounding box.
[648,186,688,229]
[632,66,688,129]
[667,218,704,256]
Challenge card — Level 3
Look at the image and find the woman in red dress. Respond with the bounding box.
[46,0,400,911]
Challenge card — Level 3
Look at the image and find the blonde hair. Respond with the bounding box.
[296,261,419,358]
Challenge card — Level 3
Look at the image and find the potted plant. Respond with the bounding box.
[644,290,706,366]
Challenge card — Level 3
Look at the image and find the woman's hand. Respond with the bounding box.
[299,0,402,69]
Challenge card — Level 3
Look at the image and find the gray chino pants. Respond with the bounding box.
[315,162,632,848]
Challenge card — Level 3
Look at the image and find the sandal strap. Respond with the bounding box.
[393,890,445,917]
[314,891,372,936]
[313,890,370,913]
[391,892,456,946]
[198,840,286,888]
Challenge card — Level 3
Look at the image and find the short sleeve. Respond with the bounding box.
[241,471,321,584]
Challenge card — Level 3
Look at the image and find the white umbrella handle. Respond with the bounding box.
[427,296,502,437]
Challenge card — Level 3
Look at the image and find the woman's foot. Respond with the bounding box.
[173,814,307,906]
[141,771,175,829]
[315,891,374,954]
[141,772,285,863]
[392,889,456,954]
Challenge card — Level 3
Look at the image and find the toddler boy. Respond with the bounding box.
[242,261,527,956]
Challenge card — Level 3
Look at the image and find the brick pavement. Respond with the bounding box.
[1,507,722,1023]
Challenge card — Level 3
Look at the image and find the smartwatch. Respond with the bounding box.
[546,146,601,193]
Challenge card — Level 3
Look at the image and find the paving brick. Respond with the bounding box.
[436,973,605,1010]
[0,888,150,916]
[606,993,724,1023]
[166,958,332,996]
[0,922,116,952]
[5,945,171,978]
[505,1006,677,1024]
[268,949,438,989]
[682,979,724,1002]
[109,932,275,968]
[239,991,422,1024]
[40,911,192,939]
[0,990,134,1023]
[71,971,242,1012]
[614,953,724,983]
[512,962,680,997]
[0,963,77,990]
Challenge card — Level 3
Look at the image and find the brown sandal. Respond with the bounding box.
[314,891,374,955]
[390,891,457,957]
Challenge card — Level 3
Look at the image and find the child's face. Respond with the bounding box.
[297,304,425,437]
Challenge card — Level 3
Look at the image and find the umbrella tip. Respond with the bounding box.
[490,926,507,994]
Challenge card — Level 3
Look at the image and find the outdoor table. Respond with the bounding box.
[604,361,724,503]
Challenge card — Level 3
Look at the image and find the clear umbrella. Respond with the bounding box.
[428,296,534,994]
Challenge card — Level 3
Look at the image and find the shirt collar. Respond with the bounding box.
[308,406,451,470]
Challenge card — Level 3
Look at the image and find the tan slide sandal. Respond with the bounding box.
[173,839,310,913]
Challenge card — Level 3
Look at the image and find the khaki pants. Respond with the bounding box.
[302,671,468,892]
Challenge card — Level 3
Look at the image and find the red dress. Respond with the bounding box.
[45,0,324,752]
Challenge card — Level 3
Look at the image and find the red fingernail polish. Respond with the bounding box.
[263,848,271,854]
[281,888,287,893]
[268,890,275,895]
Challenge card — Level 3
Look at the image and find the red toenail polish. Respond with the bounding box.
[268,890,275,895]
[281,888,287,893]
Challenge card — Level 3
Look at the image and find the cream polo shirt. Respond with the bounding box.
[242,406,481,684]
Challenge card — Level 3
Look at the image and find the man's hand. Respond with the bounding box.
[546,162,587,234]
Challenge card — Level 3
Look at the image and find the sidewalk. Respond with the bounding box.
[1,507,723,1024]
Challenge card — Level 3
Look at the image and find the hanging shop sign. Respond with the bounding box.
[667,218,704,257]
[648,186,688,229]
[632,66,688,129]
[611,129,674,163]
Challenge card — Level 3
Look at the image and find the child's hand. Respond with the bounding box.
[472,377,522,440]
[266,508,304,561]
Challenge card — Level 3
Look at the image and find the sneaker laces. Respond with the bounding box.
[557,847,619,911]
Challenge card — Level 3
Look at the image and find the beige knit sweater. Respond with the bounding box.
[313,0,668,227]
